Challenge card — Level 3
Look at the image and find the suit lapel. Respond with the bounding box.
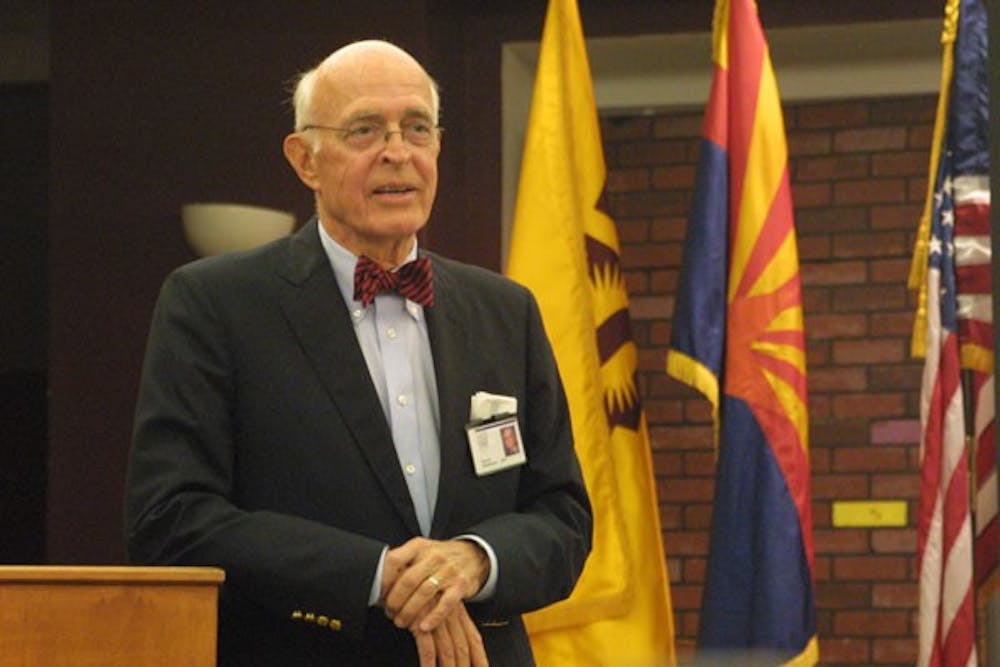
[424,254,478,538]
[276,220,422,536]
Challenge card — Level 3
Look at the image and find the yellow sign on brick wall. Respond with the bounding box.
[831,500,908,528]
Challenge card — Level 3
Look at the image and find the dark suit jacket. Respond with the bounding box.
[125,218,592,665]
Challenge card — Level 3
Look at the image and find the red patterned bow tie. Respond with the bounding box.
[353,255,434,308]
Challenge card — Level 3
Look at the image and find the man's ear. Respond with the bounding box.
[283,133,320,190]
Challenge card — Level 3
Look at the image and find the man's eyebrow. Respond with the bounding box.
[343,108,433,124]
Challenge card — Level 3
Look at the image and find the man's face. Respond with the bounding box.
[299,49,440,258]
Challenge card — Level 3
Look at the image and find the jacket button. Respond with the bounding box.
[316,615,329,627]
[329,618,343,632]
[291,610,303,621]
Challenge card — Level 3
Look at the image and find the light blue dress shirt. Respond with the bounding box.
[317,224,497,607]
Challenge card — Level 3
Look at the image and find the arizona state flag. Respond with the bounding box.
[506,0,675,664]
[666,0,817,664]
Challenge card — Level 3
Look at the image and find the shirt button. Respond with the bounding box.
[386,327,397,339]
[397,394,409,406]
[351,309,363,320]
[405,463,417,475]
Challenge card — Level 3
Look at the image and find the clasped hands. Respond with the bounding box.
[380,537,490,667]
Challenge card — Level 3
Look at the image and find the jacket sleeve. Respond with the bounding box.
[124,265,382,641]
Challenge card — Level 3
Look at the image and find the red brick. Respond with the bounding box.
[870,203,923,230]
[815,581,870,608]
[667,582,703,610]
[868,311,913,337]
[648,321,671,346]
[797,205,869,233]
[657,478,714,504]
[872,582,918,608]
[805,339,830,367]
[630,296,673,321]
[908,176,929,202]
[870,96,936,124]
[872,637,917,664]
[802,285,831,314]
[796,101,870,128]
[834,446,908,473]
[606,167,650,192]
[652,164,696,189]
[868,256,913,285]
[815,527,869,554]
[833,178,907,205]
[908,124,933,149]
[819,637,871,664]
[787,129,832,156]
[682,557,706,582]
[652,450,682,475]
[871,474,919,499]
[835,127,908,153]
[870,419,920,444]
[808,393,831,419]
[831,285,909,312]
[683,399,713,423]
[811,420,870,447]
[809,366,867,392]
[834,609,909,636]
[796,154,870,181]
[649,426,712,449]
[683,504,714,530]
[797,235,831,261]
[791,182,832,206]
[683,450,716,477]
[872,528,915,554]
[868,364,922,391]
[662,531,709,556]
[833,555,910,581]
[623,269,648,296]
[871,150,929,177]
[652,113,702,139]
[623,241,683,271]
[617,139,690,166]
[808,313,868,338]
[615,190,691,218]
[617,218,650,243]
[801,260,867,286]
[643,399,684,423]
[649,216,687,242]
[833,393,907,419]
[833,338,906,364]
[657,503,682,530]
[832,231,907,259]
[812,473,869,499]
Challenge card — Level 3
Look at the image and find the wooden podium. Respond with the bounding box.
[0,566,225,666]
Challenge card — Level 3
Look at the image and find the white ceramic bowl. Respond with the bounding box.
[181,202,296,256]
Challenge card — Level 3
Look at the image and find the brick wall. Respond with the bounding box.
[601,93,938,665]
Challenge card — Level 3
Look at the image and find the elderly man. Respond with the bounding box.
[125,40,591,666]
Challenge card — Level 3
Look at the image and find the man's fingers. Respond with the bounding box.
[413,629,436,667]
[458,607,488,667]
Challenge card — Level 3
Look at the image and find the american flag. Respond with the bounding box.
[917,155,977,667]
[914,2,990,664]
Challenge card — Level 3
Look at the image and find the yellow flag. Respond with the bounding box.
[506,0,676,663]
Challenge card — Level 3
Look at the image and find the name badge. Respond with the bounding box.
[465,414,527,476]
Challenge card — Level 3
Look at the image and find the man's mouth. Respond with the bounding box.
[373,184,416,195]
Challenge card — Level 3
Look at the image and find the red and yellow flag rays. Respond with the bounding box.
[722,0,812,565]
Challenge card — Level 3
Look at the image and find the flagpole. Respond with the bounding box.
[988,1,1000,662]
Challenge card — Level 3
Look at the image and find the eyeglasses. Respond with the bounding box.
[301,119,441,150]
